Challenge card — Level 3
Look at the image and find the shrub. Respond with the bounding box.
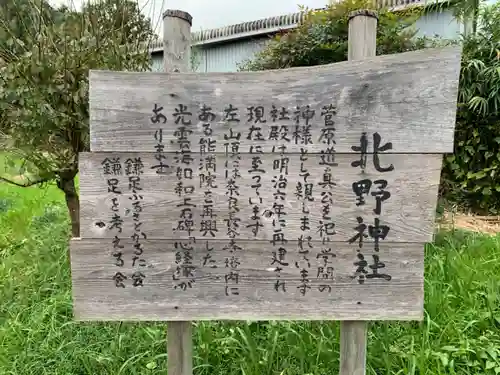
[441,1,500,213]
[238,0,442,71]
[241,0,500,213]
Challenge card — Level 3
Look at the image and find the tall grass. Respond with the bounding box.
[0,180,499,374]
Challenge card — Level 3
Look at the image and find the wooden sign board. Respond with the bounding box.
[71,46,461,321]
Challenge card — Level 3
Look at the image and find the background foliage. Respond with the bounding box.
[0,1,500,374]
[241,0,500,214]
[238,0,443,71]
[0,0,155,236]
[441,1,500,213]
[0,0,60,62]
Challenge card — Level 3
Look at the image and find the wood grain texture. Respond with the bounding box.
[163,10,192,74]
[69,238,424,321]
[163,10,194,375]
[348,10,378,61]
[342,12,376,375]
[78,152,442,242]
[89,46,461,153]
[340,320,367,375]
[167,321,192,375]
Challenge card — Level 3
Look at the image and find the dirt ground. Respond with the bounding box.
[438,211,500,234]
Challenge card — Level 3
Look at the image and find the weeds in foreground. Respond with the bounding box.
[0,182,499,374]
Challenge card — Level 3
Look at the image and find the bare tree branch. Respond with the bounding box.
[0,175,53,187]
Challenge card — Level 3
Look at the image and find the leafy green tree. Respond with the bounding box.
[240,0,500,212]
[0,0,60,62]
[0,0,154,236]
[429,0,482,36]
[440,1,500,213]
[238,0,443,71]
[81,0,155,46]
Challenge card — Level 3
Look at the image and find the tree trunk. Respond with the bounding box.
[472,4,478,35]
[58,174,80,238]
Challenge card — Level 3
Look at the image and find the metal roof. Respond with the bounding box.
[149,0,448,53]
[149,10,308,53]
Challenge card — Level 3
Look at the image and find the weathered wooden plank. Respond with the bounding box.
[69,238,424,321]
[79,152,442,242]
[163,10,195,375]
[340,320,367,375]
[167,321,192,375]
[89,46,461,153]
[343,11,378,375]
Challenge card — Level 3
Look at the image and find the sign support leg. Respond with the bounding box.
[74,3,460,375]
[341,9,379,375]
[340,321,367,375]
[163,9,194,375]
[167,321,193,375]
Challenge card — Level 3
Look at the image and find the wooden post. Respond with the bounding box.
[167,321,193,375]
[348,10,377,61]
[78,6,460,372]
[340,9,378,375]
[163,9,194,375]
[163,9,192,73]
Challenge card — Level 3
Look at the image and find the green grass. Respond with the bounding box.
[1,180,500,375]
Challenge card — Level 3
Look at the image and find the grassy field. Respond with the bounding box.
[1,177,500,375]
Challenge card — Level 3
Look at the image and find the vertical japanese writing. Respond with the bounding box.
[126,157,146,287]
[199,104,218,239]
[173,239,196,290]
[315,104,339,292]
[292,105,314,145]
[270,128,290,293]
[151,104,169,174]
[202,241,217,269]
[295,147,313,295]
[246,120,265,238]
[269,105,291,150]
[198,104,218,272]
[172,104,197,290]
[102,157,126,288]
[349,132,393,283]
[223,104,242,296]
[318,154,336,245]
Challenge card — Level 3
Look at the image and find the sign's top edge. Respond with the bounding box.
[89,45,463,78]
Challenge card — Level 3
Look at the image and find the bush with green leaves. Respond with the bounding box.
[241,0,500,213]
[441,1,500,214]
[238,0,442,71]
[0,0,155,236]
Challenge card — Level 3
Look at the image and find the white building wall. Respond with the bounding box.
[151,9,464,73]
[194,39,268,72]
[151,38,267,73]
[415,9,464,39]
[151,55,163,72]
